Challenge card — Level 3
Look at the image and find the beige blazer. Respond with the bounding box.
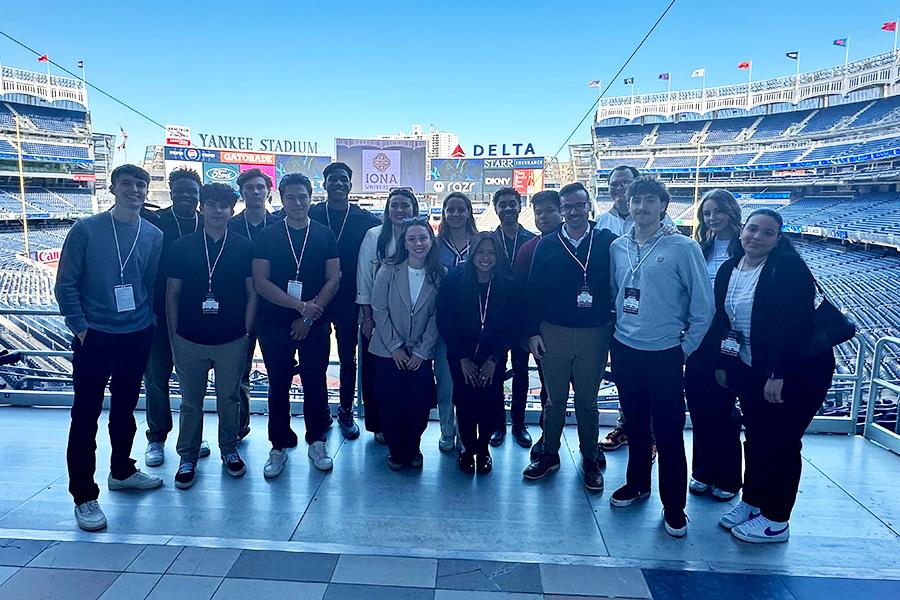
[369,261,440,360]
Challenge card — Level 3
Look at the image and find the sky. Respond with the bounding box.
[2,0,899,163]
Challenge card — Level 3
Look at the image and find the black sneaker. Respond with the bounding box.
[582,459,604,491]
[530,437,544,461]
[523,453,560,480]
[664,509,688,538]
[511,425,532,448]
[238,426,251,440]
[476,452,493,475]
[595,448,607,469]
[337,408,360,440]
[174,461,196,489]
[490,428,506,447]
[610,484,651,507]
[458,451,476,474]
[223,452,246,477]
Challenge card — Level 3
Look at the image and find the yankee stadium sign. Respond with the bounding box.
[194,132,318,154]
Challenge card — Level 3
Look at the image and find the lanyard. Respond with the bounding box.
[557,228,594,286]
[171,207,198,237]
[474,276,493,357]
[625,233,665,276]
[443,236,470,267]
[326,206,350,243]
[728,256,765,321]
[110,210,142,285]
[500,229,519,262]
[203,230,228,293]
[284,219,311,280]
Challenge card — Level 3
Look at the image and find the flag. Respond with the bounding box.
[786,51,799,59]
[658,72,670,80]
[738,61,751,70]
[116,126,128,150]
[691,68,705,78]
[37,54,48,62]
[587,80,600,88]
[833,38,847,47]
[77,60,84,68]
[883,21,897,32]
[624,77,634,85]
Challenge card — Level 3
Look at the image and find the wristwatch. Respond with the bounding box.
[303,317,315,327]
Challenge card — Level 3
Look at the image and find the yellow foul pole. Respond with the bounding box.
[14,116,30,257]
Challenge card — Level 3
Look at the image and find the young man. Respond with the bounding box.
[55,164,164,531]
[309,162,380,440]
[229,168,282,440]
[596,165,672,454]
[608,176,713,538]
[254,173,340,477]
[167,183,256,489]
[512,191,562,459]
[143,168,206,467]
[523,183,615,491]
[491,187,536,447]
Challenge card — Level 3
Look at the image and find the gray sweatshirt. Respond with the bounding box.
[55,211,163,335]
[610,226,713,357]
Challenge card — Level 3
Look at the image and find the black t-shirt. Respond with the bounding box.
[254,219,339,327]
[308,202,379,304]
[228,210,282,242]
[167,229,254,345]
[152,208,203,316]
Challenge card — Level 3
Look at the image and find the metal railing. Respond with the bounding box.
[863,336,900,453]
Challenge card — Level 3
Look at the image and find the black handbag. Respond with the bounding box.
[807,279,856,356]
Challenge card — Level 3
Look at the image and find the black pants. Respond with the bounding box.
[143,320,173,443]
[497,344,528,430]
[360,334,380,433]
[238,331,258,434]
[375,356,435,464]
[611,339,687,513]
[734,353,835,522]
[450,358,504,456]
[324,301,359,413]
[258,322,331,448]
[684,352,742,493]
[67,326,154,505]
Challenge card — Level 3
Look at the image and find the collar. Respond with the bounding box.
[626,224,666,246]
[607,206,630,221]
[561,224,590,247]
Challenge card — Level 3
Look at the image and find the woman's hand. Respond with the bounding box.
[715,369,728,389]
[460,358,479,386]
[391,348,410,370]
[764,378,784,403]
[406,354,423,371]
[478,359,496,387]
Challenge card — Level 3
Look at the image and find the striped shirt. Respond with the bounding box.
[724,258,765,366]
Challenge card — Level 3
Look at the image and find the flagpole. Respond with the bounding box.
[80,61,88,109]
[747,63,753,108]
[630,81,635,119]
[794,52,801,103]
[667,76,672,117]
[14,116,30,257]
[45,59,52,102]
[895,18,898,53]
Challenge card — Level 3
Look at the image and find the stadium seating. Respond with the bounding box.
[753,148,806,164]
[597,157,649,170]
[799,141,859,162]
[801,100,869,134]
[848,95,900,129]
[655,121,705,145]
[651,155,707,168]
[595,124,654,147]
[705,152,757,167]
[750,109,813,139]
[5,103,88,134]
[703,116,757,143]
[20,142,89,159]
[0,140,15,154]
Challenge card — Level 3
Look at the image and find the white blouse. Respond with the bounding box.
[724,257,765,366]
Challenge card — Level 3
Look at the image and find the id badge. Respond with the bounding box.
[202,293,219,315]
[287,280,303,300]
[576,285,593,308]
[720,330,741,357]
[114,284,136,313]
[623,287,640,315]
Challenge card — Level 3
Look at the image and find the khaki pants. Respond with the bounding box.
[172,334,248,463]
[539,322,611,460]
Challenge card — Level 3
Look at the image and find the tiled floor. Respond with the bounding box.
[0,406,898,599]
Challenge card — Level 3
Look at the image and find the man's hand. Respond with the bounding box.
[299,300,324,320]
[391,348,410,370]
[290,318,311,341]
[528,335,546,360]
[764,378,784,404]
[76,330,87,343]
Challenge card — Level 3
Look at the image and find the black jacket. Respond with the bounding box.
[309,202,380,304]
[436,266,519,365]
[703,250,829,379]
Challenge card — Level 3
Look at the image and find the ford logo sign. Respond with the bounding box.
[206,167,237,181]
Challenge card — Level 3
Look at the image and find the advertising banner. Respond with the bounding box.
[512,169,544,195]
[335,138,426,194]
[482,169,514,193]
[202,163,241,188]
[165,160,203,183]
[165,146,219,162]
[240,163,277,189]
[276,154,332,193]
[361,149,401,193]
[165,125,192,147]
[219,150,276,166]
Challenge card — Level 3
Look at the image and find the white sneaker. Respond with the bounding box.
[731,515,790,544]
[108,470,163,490]
[718,501,761,530]
[438,434,456,453]
[308,441,333,472]
[711,487,737,501]
[263,448,288,479]
[198,440,211,458]
[74,500,107,531]
[689,478,710,495]
[145,441,165,467]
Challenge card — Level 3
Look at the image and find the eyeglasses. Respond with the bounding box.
[401,216,429,226]
[608,181,632,189]
[560,202,590,214]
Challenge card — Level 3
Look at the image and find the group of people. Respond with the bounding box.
[55,161,836,546]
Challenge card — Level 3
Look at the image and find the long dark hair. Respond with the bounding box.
[437,192,478,239]
[460,231,512,291]
[376,189,420,262]
[738,208,797,257]
[695,189,742,259]
[391,218,446,286]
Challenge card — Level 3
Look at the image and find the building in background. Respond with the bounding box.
[378,124,459,159]
[91,132,115,210]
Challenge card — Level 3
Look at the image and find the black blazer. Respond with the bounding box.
[703,250,819,379]
[436,266,519,365]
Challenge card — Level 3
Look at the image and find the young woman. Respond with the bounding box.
[369,217,445,470]
[356,189,419,442]
[705,209,836,543]
[433,192,480,453]
[436,232,517,475]
[685,189,744,501]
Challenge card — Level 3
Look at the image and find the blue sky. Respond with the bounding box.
[2,1,899,162]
